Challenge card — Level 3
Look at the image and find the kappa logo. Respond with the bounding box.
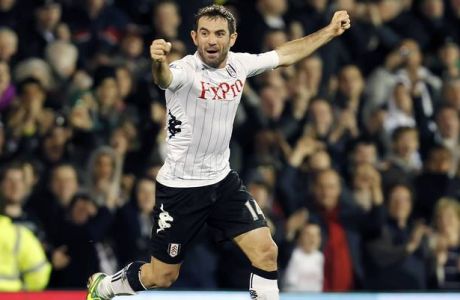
[167,110,182,139]
[168,243,181,257]
[156,204,174,233]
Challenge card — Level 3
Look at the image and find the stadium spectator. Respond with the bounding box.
[434,40,460,79]
[114,177,155,265]
[442,77,460,111]
[414,145,460,223]
[446,0,460,44]
[335,65,366,130]
[414,0,452,53]
[86,146,122,208]
[381,126,421,190]
[18,0,66,59]
[150,0,182,42]
[364,184,430,290]
[7,77,55,154]
[0,0,22,30]
[350,163,383,212]
[429,197,460,289]
[428,105,460,169]
[0,60,14,112]
[49,192,116,288]
[383,83,416,134]
[283,223,324,292]
[90,66,126,142]
[0,193,51,291]
[13,58,54,91]
[44,40,81,108]
[238,0,288,53]
[0,162,45,240]
[297,55,325,99]
[29,163,79,234]
[112,30,149,81]
[0,27,18,64]
[308,169,384,291]
[68,0,130,66]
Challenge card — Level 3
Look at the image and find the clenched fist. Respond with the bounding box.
[150,39,172,63]
[328,10,351,37]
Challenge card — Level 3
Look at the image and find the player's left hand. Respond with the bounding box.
[329,10,351,36]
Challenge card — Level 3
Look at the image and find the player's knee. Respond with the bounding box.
[253,241,278,270]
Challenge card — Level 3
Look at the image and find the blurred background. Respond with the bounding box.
[0,0,460,294]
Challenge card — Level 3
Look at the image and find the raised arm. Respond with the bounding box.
[275,11,351,67]
[150,39,173,89]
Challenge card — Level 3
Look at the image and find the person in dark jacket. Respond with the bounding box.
[414,145,460,223]
[364,184,430,290]
[17,0,64,60]
[50,192,115,288]
[114,176,155,265]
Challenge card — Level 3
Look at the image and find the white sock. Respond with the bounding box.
[97,265,138,298]
[249,269,279,300]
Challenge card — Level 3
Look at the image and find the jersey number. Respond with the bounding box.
[245,199,265,221]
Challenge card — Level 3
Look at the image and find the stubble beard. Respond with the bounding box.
[198,47,229,68]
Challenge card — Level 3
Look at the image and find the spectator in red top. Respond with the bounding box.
[308,169,384,291]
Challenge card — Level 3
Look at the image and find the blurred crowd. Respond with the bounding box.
[0,0,460,292]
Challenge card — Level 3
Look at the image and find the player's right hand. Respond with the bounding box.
[150,39,172,63]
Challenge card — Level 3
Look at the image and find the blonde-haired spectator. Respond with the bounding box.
[14,58,54,91]
[45,40,78,80]
[44,40,91,107]
[431,197,460,289]
[0,26,18,62]
[86,146,123,209]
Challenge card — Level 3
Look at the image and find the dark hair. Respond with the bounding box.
[351,138,377,151]
[427,144,453,161]
[435,104,460,120]
[385,183,414,206]
[194,4,236,34]
[93,66,116,89]
[0,162,24,183]
[68,191,94,210]
[129,176,156,210]
[391,126,418,142]
[154,0,179,15]
[17,77,45,95]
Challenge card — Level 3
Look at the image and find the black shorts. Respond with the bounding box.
[151,170,267,264]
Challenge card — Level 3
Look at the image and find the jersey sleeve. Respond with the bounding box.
[165,59,193,92]
[17,226,51,291]
[237,51,280,78]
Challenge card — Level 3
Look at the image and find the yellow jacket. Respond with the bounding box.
[0,215,51,291]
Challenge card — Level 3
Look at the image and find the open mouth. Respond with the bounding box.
[205,49,219,57]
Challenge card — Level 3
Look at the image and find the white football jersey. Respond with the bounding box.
[156,50,279,187]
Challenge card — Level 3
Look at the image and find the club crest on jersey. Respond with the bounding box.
[226,64,237,78]
[168,243,181,257]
